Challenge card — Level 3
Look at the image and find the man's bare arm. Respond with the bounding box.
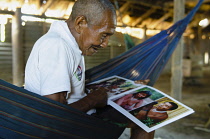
[44,88,108,113]
[69,88,107,112]
[44,91,67,104]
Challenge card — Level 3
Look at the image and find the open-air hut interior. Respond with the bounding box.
[0,0,210,138]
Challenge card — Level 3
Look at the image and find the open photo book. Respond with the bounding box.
[85,75,194,133]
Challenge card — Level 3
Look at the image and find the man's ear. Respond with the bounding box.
[74,16,88,34]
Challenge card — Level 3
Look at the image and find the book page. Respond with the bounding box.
[86,75,194,132]
[86,75,144,98]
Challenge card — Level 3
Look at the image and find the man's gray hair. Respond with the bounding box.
[71,0,116,25]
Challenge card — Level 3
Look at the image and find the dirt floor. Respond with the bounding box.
[1,67,210,139]
[119,67,210,139]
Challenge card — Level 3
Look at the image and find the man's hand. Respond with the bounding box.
[86,87,108,108]
[69,87,108,112]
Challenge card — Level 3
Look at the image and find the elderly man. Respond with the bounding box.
[24,0,153,138]
[25,0,116,113]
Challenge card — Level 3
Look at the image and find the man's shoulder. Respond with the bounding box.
[36,34,68,50]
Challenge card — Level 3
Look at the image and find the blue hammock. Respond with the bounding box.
[86,0,204,86]
[0,0,204,138]
[0,80,124,139]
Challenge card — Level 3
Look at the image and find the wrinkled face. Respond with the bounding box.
[78,10,116,56]
[156,102,173,111]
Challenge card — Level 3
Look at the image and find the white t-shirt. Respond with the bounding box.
[24,21,86,104]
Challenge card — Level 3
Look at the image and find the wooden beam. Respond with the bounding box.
[0,10,14,15]
[142,25,147,41]
[171,0,185,101]
[150,10,173,29]
[156,22,173,30]
[119,1,131,13]
[57,1,70,17]
[22,13,65,20]
[35,0,41,9]
[12,8,24,86]
[131,7,157,26]
[39,0,57,15]
[140,18,154,28]
[127,0,170,11]
[19,0,25,6]
[116,1,130,25]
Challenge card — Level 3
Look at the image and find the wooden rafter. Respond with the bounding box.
[116,1,131,25]
[149,10,173,29]
[39,0,58,15]
[131,7,157,27]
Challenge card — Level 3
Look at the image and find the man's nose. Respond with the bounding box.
[100,36,110,48]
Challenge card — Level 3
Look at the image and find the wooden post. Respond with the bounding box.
[171,0,185,101]
[12,8,23,86]
[142,25,147,41]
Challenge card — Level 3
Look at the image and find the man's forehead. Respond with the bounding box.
[92,23,116,28]
[95,15,117,27]
[93,24,116,33]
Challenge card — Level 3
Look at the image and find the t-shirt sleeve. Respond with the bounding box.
[38,38,72,96]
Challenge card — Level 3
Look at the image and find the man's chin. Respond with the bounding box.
[82,48,98,56]
[84,52,97,56]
